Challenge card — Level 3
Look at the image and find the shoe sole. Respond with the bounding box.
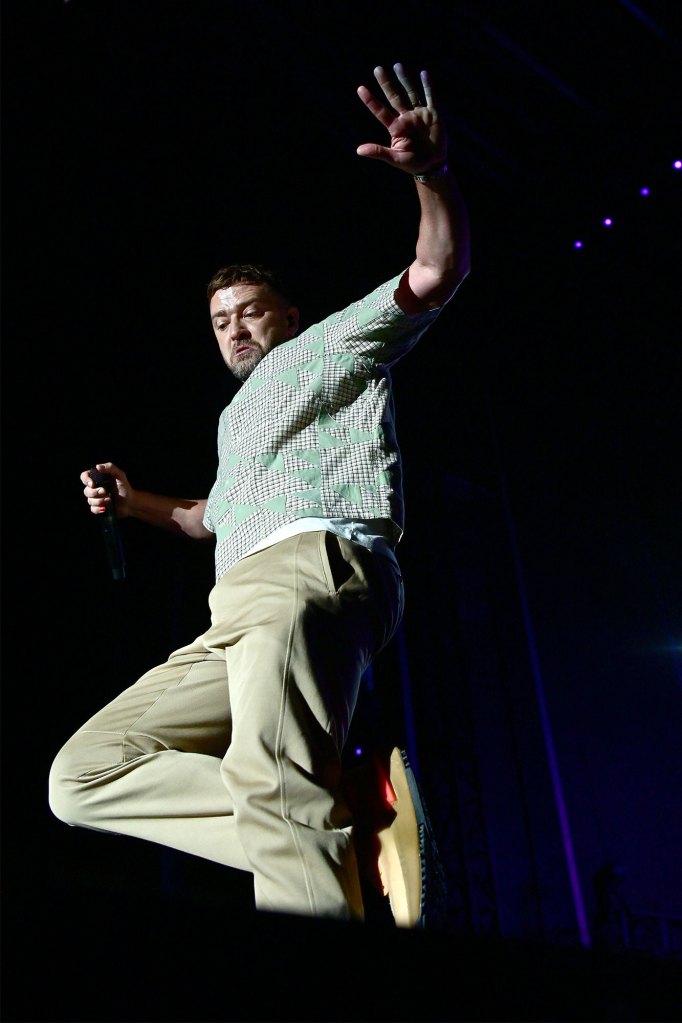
[376,747,423,927]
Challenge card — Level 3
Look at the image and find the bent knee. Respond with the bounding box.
[48,739,88,825]
[48,769,80,825]
[48,730,121,827]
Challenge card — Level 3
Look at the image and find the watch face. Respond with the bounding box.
[415,163,448,182]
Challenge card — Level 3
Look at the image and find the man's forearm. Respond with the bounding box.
[410,169,471,309]
[123,491,212,540]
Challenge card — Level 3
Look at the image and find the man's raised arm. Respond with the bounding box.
[356,63,471,313]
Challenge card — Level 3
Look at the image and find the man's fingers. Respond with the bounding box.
[420,69,435,110]
[356,143,415,170]
[84,482,110,499]
[356,84,394,129]
[394,63,421,109]
[81,461,126,504]
[358,65,435,126]
[357,63,442,171]
[373,65,411,113]
[356,142,392,161]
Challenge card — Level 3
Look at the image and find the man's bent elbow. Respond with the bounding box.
[399,262,470,313]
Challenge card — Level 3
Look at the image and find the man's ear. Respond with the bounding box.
[286,306,300,338]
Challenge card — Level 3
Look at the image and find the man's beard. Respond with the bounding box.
[230,349,263,382]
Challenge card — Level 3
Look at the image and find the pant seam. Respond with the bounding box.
[120,653,214,759]
[317,530,336,595]
[71,729,172,780]
[274,533,317,914]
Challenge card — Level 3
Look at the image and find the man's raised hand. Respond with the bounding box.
[356,63,448,176]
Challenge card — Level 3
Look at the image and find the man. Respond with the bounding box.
[49,63,470,925]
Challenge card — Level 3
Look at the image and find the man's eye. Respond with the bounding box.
[216,322,228,331]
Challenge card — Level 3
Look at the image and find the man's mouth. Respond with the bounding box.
[234,343,254,357]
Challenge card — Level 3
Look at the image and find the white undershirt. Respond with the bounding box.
[241,517,399,567]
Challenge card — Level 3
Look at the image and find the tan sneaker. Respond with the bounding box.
[343,747,446,928]
[375,747,423,926]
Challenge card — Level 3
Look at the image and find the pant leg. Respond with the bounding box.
[50,530,403,920]
[211,531,403,920]
[49,637,251,871]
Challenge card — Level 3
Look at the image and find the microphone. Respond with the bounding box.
[89,468,126,581]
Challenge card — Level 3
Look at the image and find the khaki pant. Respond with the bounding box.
[49,531,404,920]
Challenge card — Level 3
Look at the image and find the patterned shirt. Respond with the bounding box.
[204,273,441,580]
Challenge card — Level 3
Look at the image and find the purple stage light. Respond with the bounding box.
[640,187,650,196]
[674,160,681,170]
[603,217,613,227]
[573,240,583,248]
[354,747,363,757]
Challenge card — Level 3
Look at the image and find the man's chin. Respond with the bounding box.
[231,353,262,382]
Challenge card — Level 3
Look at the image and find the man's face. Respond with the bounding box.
[209,282,299,382]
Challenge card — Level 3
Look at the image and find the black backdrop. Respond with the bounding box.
[3,2,682,1019]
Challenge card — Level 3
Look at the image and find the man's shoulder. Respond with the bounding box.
[294,274,405,341]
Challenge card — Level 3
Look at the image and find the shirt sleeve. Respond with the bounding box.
[203,411,228,533]
[203,501,216,534]
[322,273,442,368]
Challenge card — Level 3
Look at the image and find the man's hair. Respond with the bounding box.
[206,263,293,305]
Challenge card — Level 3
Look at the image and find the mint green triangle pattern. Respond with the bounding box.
[357,307,382,326]
[231,374,269,405]
[348,428,376,443]
[318,409,348,448]
[329,351,356,373]
[332,483,365,507]
[255,452,286,471]
[273,367,301,387]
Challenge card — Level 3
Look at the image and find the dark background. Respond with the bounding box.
[3,1,681,1019]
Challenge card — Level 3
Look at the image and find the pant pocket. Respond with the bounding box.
[320,531,355,595]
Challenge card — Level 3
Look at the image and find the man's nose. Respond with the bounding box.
[230,317,250,340]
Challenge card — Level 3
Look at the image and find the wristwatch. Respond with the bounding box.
[414,162,449,183]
